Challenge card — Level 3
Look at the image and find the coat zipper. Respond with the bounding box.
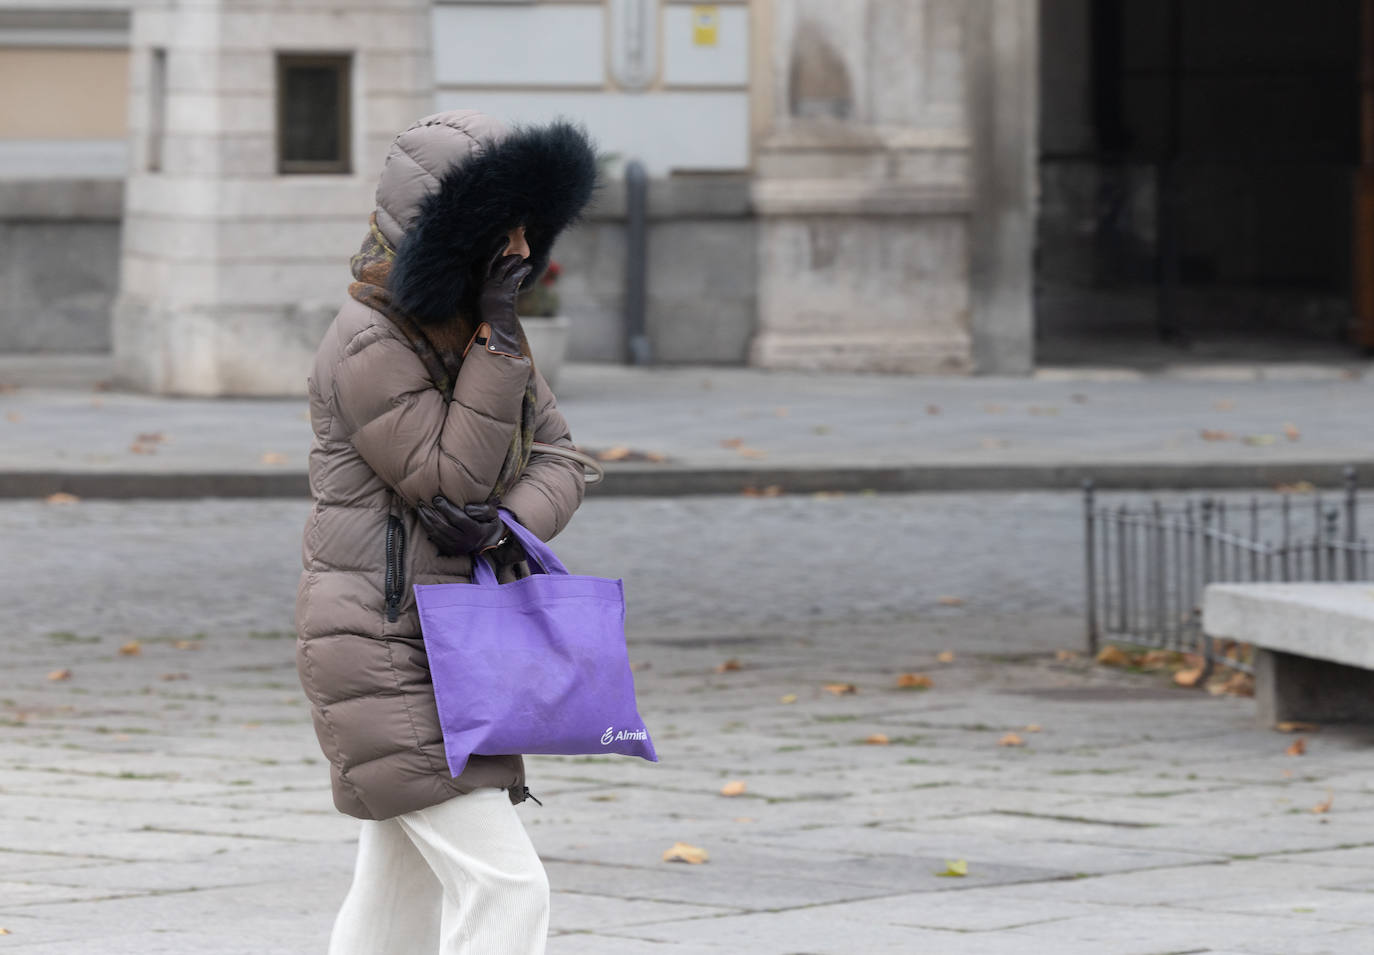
[384,513,406,622]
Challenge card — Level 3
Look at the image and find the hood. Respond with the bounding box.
[374,109,600,325]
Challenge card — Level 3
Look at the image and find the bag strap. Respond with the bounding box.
[472,509,570,586]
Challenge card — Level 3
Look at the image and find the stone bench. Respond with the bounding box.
[1203,583,1374,725]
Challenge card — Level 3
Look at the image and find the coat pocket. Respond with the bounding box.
[383,514,407,623]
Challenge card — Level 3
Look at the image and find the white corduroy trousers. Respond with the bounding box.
[328,787,549,955]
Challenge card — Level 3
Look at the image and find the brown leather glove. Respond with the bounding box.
[416,497,507,557]
[474,239,533,358]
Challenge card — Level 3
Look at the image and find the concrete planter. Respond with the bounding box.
[522,315,571,391]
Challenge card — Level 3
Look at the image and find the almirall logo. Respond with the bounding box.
[601,725,648,745]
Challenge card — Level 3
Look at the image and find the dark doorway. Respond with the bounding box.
[1036,0,1365,366]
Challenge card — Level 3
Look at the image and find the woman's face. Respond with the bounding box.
[503,225,530,260]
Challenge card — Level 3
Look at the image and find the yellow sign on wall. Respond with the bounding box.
[692,5,720,46]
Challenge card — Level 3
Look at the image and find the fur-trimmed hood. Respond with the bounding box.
[371,110,599,325]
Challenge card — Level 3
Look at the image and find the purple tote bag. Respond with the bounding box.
[413,510,657,778]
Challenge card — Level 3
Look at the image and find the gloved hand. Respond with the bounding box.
[416,497,508,557]
[475,238,533,358]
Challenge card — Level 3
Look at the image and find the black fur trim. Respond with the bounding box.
[388,120,600,324]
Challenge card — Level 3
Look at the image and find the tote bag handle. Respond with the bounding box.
[471,509,569,586]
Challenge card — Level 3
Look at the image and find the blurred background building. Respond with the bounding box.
[0,0,1370,394]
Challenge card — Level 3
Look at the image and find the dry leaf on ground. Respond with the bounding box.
[644,451,668,463]
[662,842,709,864]
[926,405,942,415]
[172,640,202,651]
[1200,429,1232,442]
[1024,724,1043,733]
[1284,423,1302,441]
[160,672,189,681]
[779,693,798,704]
[260,452,287,465]
[936,859,968,878]
[715,659,742,673]
[630,661,651,672]
[720,438,744,449]
[46,668,71,681]
[736,447,768,459]
[897,673,933,690]
[720,781,747,797]
[937,596,966,607]
[45,492,80,505]
[1313,791,1335,814]
[998,733,1026,747]
[596,446,632,462]
[135,432,168,445]
[865,733,890,745]
[1214,399,1236,411]
[1243,434,1277,447]
[1286,738,1308,757]
[823,682,858,695]
[1173,667,1205,688]
[117,640,141,656]
[1276,721,1319,733]
[1055,649,1079,662]
[936,650,956,664]
[1096,645,1132,667]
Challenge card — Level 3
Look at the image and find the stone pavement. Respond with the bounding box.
[2,362,1374,497]
[5,495,1374,953]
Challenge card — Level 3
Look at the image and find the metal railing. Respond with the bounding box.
[1085,468,1374,674]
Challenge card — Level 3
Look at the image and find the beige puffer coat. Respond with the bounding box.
[294,112,588,821]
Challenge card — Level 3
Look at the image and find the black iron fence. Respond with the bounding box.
[1085,468,1374,673]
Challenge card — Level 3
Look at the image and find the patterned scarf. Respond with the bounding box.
[349,215,537,502]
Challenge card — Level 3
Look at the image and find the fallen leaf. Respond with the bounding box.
[823,683,857,695]
[46,668,72,681]
[114,733,130,741]
[937,596,966,608]
[0,927,9,935]
[1284,423,1302,442]
[1173,667,1205,688]
[260,452,287,465]
[733,816,755,823]
[1095,645,1132,667]
[1214,399,1236,412]
[118,640,141,656]
[715,658,742,673]
[1276,721,1319,733]
[644,451,668,463]
[896,673,933,690]
[1243,434,1277,447]
[1200,429,1232,442]
[720,780,747,797]
[160,672,190,681]
[865,733,890,745]
[936,650,956,664]
[243,722,261,729]
[662,841,709,864]
[1220,672,1255,697]
[1140,650,1176,668]
[1024,724,1043,733]
[1286,738,1308,757]
[736,447,768,459]
[1281,769,1294,779]
[761,484,783,497]
[596,446,632,462]
[44,492,80,505]
[779,693,798,704]
[720,438,744,449]
[1313,791,1335,814]
[630,661,652,672]
[1055,649,1079,663]
[982,404,1007,414]
[926,405,942,416]
[172,640,202,651]
[998,733,1026,747]
[936,859,968,878]
[129,443,157,455]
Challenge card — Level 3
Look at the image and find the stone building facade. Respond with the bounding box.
[3,0,1039,394]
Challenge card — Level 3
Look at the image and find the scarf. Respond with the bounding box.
[349,215,537,502]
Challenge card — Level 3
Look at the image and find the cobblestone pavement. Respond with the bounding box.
[4,496,1374,953]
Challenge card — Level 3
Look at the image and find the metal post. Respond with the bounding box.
[1084,481,1099,657]
[624,159,651,365]
[1346,466,1360,580]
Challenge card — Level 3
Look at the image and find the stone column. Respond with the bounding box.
[112,0,432,396]
[749,0,976,374]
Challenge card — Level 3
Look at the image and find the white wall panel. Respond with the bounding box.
[662,4,749,87]
[431,4,604,87]
[434,89,749,173]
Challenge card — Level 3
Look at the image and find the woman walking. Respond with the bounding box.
[294,110,598,954]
